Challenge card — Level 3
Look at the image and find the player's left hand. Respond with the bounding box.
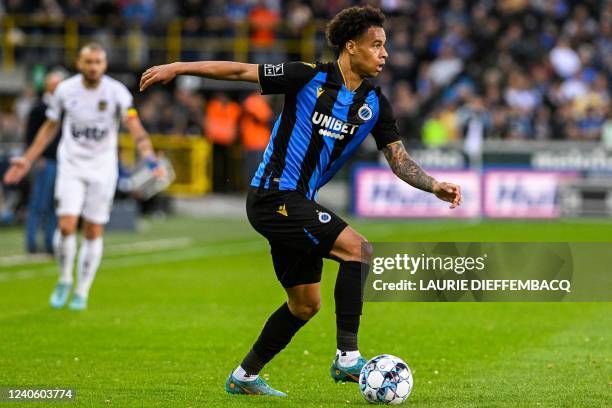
[140,63,178,91]
[433,181,462,209]
[3,156,31,185]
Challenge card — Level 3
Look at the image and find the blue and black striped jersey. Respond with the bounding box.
[251,61,400,200]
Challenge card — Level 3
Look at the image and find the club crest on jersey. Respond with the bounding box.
[318,211,331,223]
[264,64,284,76]
[358,103,373,121]
[98,100,107,111]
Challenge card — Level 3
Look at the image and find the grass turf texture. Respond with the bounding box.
[0,217,610,407]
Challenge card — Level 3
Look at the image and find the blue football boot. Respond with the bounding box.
[49,282,72,309]
[225,373,287,396]
[330,355,367,383]
[68,294,88,311]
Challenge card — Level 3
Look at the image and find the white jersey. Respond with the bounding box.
[46,74,133,179]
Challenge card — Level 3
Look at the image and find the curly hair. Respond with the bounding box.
[326,6,386,51]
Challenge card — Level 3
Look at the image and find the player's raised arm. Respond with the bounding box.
[123,110,154,158]
[139,61,258,91]
[3,119,60,184]
[382,141,462,209]
[121,107,166,179]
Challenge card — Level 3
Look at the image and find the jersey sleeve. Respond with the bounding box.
[45,84,64,122]
[116,82,135,119]
[257,62,318,95]
[371,92,401,150]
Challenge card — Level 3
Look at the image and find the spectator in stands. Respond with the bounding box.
[225,0,250,24]
[387,29,415,80]
[248,0,281,63]
[504,71,542,112]
[179,0,206,60]
[602,107,612,147]
[577,106,605,140]
[428,42,463,88]
[286,0,313,60]
[121,0,155,24]
[175,88,204,135]
[240,92,272,189]
[533,106,553,140]
[24,70,64,254]
[205,92,241,192]
[459,95,489,156]
[422,109,451,148]
[392,81,419,139]
[550,36,581,79]
[14,85,36,131]
[0,112,21,144]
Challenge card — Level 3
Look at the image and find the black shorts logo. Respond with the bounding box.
[277,204,288,217]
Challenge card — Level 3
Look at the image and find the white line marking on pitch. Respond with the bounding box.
[103,240,267,269]
[0,237,194,267]
[0,239,266,283]
[0,253,54,267]
[0,268,56,282]
[105,237,194,255]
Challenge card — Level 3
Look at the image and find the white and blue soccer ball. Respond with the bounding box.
[359,354,413,405]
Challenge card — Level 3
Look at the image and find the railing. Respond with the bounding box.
[0,15,322,71]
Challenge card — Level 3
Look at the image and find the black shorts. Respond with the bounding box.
[246,189,348,288]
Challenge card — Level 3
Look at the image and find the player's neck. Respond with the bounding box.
[337,55,363,92]
[81,76,102,89]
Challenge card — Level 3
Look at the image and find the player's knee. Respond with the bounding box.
[83,228,102,240]
[83,222,104,240]
[59,223,76,236]
[301,300,321,320]
[291,299,321,320]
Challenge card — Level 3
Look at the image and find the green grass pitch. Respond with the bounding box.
[1,217,610,407]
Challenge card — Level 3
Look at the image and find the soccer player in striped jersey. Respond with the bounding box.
[140,5,461,397]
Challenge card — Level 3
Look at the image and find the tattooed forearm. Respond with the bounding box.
[382,141,435,193]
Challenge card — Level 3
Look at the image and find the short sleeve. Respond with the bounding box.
[115,82,134,119]
[371,92,401,150]
[45,84,64,122]
[257,62,318,95]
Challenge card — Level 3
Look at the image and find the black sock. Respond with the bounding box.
[240,303,307,375]
[335,261,368,352]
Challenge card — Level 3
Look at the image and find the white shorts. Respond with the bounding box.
[54,170,117,225]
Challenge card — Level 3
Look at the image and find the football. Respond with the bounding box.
[359,354,413,405]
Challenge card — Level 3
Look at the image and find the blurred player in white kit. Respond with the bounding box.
[3,43,162,310]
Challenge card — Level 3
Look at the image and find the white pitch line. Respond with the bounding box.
[0,267,56,282]
[0,239,267,283]
[105,237,194,255]
[102,240,267,269]
[0,237,194,267]
[0,253,54,267]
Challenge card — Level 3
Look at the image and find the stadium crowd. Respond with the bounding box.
[1,0,612,150]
